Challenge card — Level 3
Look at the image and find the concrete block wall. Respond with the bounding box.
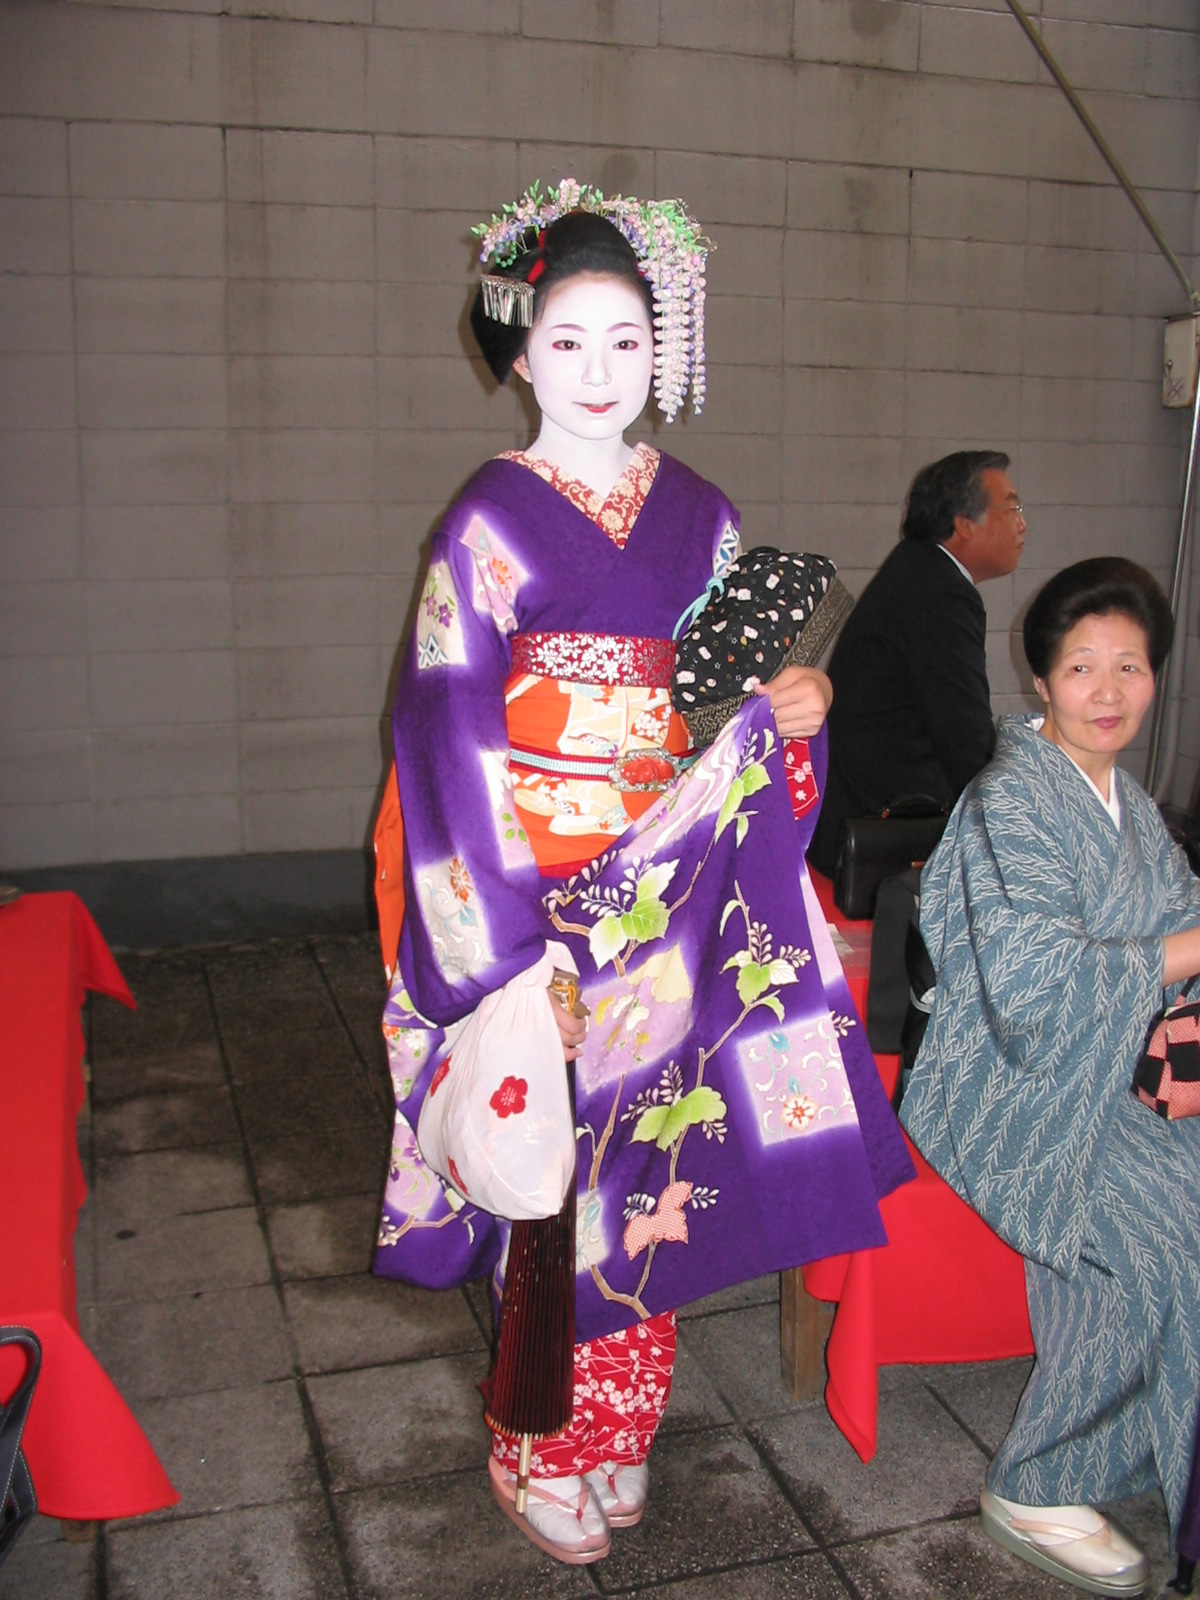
[2,0,1199,876]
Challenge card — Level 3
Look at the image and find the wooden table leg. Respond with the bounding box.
[780,1268,834,1400]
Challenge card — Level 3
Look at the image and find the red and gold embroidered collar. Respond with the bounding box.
[498,442,660,549]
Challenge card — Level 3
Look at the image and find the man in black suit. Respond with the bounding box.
[809,450,1026,878]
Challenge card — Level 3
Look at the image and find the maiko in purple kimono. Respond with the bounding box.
[372,183,912,1561]
[374,452,912,1336]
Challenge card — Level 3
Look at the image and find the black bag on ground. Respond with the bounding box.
[0,1327,40,1569]
[865,869,936,1109]
[867,867,922,1053]
[833,796,949,921]
[899,906,937,1095]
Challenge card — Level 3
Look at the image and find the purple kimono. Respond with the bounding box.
[374,452,912,1342]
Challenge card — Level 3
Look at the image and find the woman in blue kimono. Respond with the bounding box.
[902,557,1200,1597]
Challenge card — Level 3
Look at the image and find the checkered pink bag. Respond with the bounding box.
[1132,978,1200,1121]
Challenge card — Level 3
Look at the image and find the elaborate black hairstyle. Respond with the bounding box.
[469,210,654,385]
[1023,557,1175,678]
[901,450,1012,545]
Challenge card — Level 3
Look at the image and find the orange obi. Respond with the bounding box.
[373,631,691,973]
[505,631,692,877]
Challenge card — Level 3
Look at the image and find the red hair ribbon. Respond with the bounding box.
[527,259,545,285]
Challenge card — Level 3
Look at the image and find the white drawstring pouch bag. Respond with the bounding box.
[416,943,577,1221]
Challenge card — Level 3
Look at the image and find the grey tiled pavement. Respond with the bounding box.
[1,936,1180,1599]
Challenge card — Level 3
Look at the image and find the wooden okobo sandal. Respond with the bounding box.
[487,1456,611,1565]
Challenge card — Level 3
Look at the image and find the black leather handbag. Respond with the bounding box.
[866,868,937,1107]
[0,1326,40,1569]
[832,796,949,921]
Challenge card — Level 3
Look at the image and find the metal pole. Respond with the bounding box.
[1146,381,1200,797]
[1005,0,1200,311]
[1005,0,1200,797]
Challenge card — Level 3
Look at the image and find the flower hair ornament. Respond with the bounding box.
[472,177,712,423]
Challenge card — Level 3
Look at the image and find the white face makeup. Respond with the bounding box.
[512,273,654,449]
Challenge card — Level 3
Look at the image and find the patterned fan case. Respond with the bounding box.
[671,547,852,747]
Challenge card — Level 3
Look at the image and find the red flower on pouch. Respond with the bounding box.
[490,1075,528,1118]
[429,1057,451,1097]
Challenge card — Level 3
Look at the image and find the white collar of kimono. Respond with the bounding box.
[937,542,974,586]
[1030,716,1122,828]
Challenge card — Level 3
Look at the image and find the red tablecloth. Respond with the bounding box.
[0,892,178,1520]
[803,873,1033,1462]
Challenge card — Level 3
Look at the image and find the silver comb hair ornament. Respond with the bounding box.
[480,274,535,328]
[472,178,711,422]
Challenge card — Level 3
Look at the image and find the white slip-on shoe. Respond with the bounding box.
[980,1489,1149,1597]
[584,1461,650,1528]
[488,1456,611,1564]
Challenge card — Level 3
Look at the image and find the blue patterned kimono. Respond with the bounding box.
[902,715,1200,1540]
